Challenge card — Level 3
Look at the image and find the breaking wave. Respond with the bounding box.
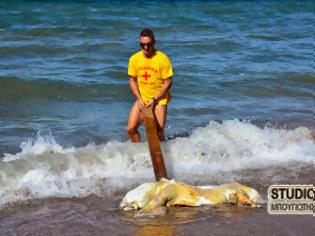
[0,120,314,207]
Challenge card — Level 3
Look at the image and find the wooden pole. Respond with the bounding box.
[142,107,168,180]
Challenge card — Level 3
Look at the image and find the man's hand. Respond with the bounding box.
[146,97,156,108]
[137,98,146,110]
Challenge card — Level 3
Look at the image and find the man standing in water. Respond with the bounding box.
[127,28,173,142]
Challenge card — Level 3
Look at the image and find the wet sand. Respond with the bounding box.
[1,194,314,236]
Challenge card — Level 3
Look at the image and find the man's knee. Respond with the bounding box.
[127,127,141,142]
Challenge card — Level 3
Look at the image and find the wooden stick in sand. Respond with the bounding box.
[142,106,168,181]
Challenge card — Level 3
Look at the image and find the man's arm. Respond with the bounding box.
[129,76,140,99]
[147,77,172,107]
[129,76,146,109]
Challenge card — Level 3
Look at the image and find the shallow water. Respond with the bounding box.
[1,195,314,236]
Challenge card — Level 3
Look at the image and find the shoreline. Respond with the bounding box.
[0,195,314,236]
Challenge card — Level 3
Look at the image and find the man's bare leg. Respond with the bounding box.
[127,100,143,142]
[154,104,167,141]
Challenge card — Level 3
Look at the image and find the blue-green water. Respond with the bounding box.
[1,1,314,153]
[0,1,314,215]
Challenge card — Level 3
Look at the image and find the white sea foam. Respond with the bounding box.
[0,120,314,207]
[3,132,72,162]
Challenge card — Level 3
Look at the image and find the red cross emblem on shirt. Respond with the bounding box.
[141,71,151,80]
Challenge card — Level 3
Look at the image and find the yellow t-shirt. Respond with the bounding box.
[128,50,173,105]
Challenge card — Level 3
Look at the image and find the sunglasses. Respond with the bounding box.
[140,42,153,48]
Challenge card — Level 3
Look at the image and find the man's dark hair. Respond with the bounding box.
[140,28,155,43]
